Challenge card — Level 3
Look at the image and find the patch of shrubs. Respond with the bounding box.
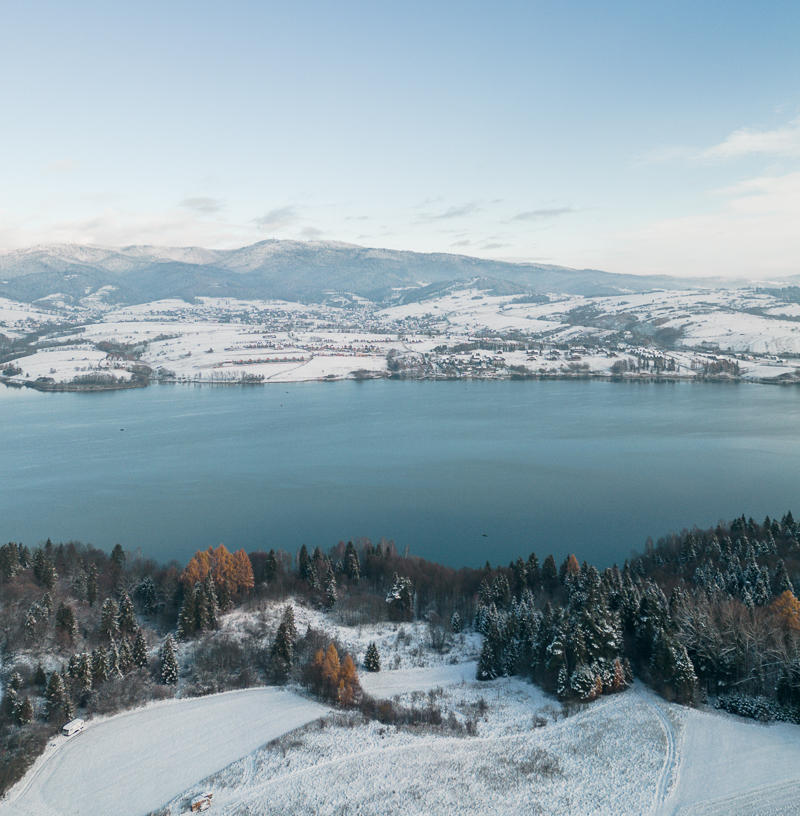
[359,692,470,736]
[714,693,800,724]
[0,722,51,796]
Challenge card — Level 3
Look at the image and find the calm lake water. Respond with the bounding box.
[2,379,800,570]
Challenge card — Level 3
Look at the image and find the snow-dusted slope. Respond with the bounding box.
[662,707,800,815]
[0,689,326,816]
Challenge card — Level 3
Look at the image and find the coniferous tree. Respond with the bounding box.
[343,541,360,582]
[271,605,298,675]
[92,646,108,685]
[364,641,381,672]
[298,545,311,580]
[133,628,149,668]
[14,696,34,726]
[99,598,120,641]
[177,584,196,640]
[76,653,93,701]
[451,611,462,634]
[202,575,219,630]
[118,591,137,635]
[44,672,67,722]
[119,635,133,674]
[386,573,414,621]
[161,635,179,685]
[541,554,558,593]
[86,563,98,607]
[108,640,122,679]
[55,603,78,645]
[324,568,338,609]
[265,549,278,582]
[135,575,157,614]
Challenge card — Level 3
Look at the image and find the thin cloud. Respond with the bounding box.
[44,159,79,174]
[701,116,800,159]
[511,207,573,221]
[179,197,224,214]
[253,205,298,231]
[482,242,508,250]
[639,117,800,165]
[299,226,324,240]
[588,170,800,278]
[419,202,480,222]
[451,239,472,247]
[414,196,444,209]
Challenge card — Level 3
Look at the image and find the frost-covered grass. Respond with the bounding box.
[165,680,676,816]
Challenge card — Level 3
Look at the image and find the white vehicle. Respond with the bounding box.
[62,718,85,737]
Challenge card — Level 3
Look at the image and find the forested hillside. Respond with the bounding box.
[1,512,799,794]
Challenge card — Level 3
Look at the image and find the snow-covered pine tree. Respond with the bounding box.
[133,628,149,668]
[44,672,67,721]
[177,584,196,640]
[161,634,179,684]
[55,602,78,645]
[86,562,98,607]
[99,597,120,641]
[325,568,338,609]
[364,641,381,672]
[343,541,360,582]
[117,591,137,635]
[92,645,108,685]
[14,696,34,726]
[451,611,461,634]
[202,575,219,630]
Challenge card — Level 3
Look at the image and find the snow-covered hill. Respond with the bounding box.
[0,239,745,307]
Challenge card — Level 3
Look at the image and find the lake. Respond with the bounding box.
[2,379,799,570]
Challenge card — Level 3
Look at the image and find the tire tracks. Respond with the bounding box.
[646,698,676,815]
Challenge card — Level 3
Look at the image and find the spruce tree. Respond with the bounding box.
[133,628,149,668]
[14,696,34,726]
[161,635,179,684]
[177,584,196,640]
[343,541,361,582]
[451,611,462,634]
[44,672,67,721]
[202,575,219,630]
[298,544,311,580]
[92,645,108,685]
[118,591,137,635]
[86,563,98,607]
[55,603,78,645]
[265,549,278,582]
[324,568,338,609]
[99,598,120,641]
[364,641,381,672]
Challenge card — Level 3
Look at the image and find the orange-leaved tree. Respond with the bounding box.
[771,590,800,631]
[181,545,254,595]
[305,643,361,707]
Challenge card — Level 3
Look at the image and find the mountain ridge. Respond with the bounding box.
[0,239,751,306]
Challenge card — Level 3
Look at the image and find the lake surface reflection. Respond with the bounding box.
[2,379,799,569]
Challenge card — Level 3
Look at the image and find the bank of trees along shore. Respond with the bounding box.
[2,512,800,793]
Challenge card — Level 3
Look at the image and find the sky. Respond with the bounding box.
[1,0,798,278]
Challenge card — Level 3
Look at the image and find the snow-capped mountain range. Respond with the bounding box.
[0,240,755,307]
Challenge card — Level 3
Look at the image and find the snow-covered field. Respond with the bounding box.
[0,689,326,816]
[4,285,800,387]
[662,707,800,815]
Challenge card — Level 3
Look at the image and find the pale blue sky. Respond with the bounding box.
[1,0,798,277]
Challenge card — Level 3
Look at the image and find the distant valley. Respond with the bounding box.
[1,240,800,390]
